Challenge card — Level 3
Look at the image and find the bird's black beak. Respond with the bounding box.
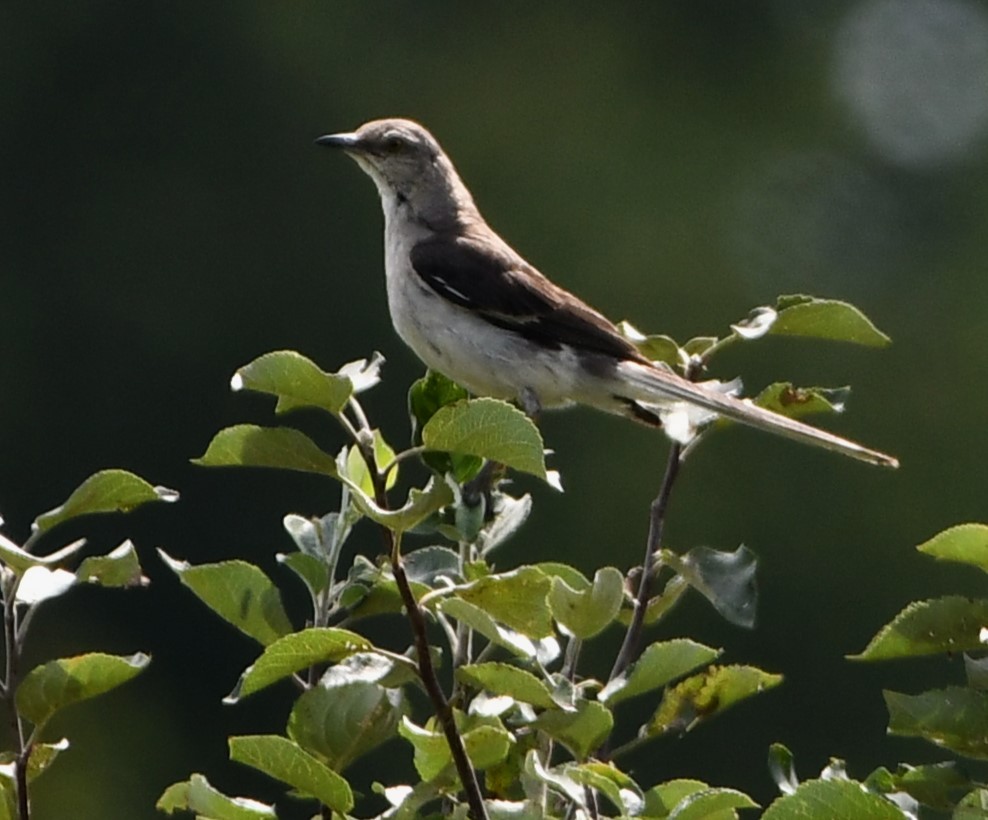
[314,132,361,150]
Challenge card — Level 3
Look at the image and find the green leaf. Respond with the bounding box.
[351,476,455,534]
[956,789,988,817]
[762,778,906,819]
[751,383,851,421]
[918,524,988,574]
[409,370,483,481]
[229,734,354,813]
[768,743,799,796]
[398,715,513,783]
[231,350,355,415]
[646,665,782,737]
[403,546,462,587]
[345,430,398,495]
[668,787,759,819]
[456,566,554,639]
[599,639,721,705]
[563,761,644,816]
[617,321,682,367]
[549,567,624,639]
[16,652,149,730]
[663,546,758,629]
[642,779,709,818]
[288,681,405,771]
[14,566,76,604]
[852,597,988,660]
[33,469,177,533]
[421,398,549,482]
[875,762,973,811]
[534,699,613,760]
[683,336,719,357]
[319,650,421,689]
[193,424,340,476]
[277,551,330,598]
[157,773,276,818]
[885,687,988,759]
[226,627,374,702]
[159,551,292,645]
[770,294,891,347]
[638,574,690,626]
[438,598,538,659]
[456,663,557,709]
[76,540,147,588]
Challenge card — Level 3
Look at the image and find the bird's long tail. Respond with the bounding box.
[616,360,899,468]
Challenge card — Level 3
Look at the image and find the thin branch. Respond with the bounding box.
[608,440,682,682]
[2,574,29,820]
[362,433,488,820]
[391,535,489,820]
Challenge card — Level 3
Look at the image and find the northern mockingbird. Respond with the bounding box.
[316,118,897,468]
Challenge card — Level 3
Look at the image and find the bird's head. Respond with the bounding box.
[316,118,477,229]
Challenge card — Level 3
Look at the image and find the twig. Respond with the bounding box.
[362,432,488,820]
[2,574,29,819]
[391,536,489,820]
[608,440,682,682]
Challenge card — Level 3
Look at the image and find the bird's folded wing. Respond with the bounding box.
[410,234,644,361]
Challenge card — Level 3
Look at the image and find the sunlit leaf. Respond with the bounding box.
[534,699,613,760]
[409,370,482,481]
[16,652,149,730]
[231,350,354,415]
[646,665,782,736]
[422,398,549,482]
[762,778,906,819]
[399,714,513,783]
[193,424,339,476]
[563,761,645,816]
[226,627,373,702]
[885,687,988,759]
[438,598,537,659]
[456,663,557,709]
[159,551,292,645]
[770,294,891,347]
[852,597,988,660]
[918,524,988,575]
[157,773,276,818]
[33,469,177,533]
[351,476,454,534]
[768,743,799,796]
[618,321,683,367]
[345,430,398,495]
[288,681,405,771]
[549,567,624,639]
[599,639,721,705]
[751,383,850,420]
[642,779,710,818]
[870,762,973,811]
[76,540,147,588]
[732,306,778,340]
[456,567,554,639]
[479,494,533,555]
[15,566,76,604]
[229,735,354,813]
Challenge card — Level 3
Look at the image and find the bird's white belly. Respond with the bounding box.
[384,254,579,408]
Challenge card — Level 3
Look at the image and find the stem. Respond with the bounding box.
[608,441,682,682]
[391,535,488,820]
[2,574,29,820]
[361,428,487,820]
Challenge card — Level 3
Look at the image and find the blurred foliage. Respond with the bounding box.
[4,1,988,817]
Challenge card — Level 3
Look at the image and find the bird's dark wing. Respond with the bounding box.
[410,233,644,361]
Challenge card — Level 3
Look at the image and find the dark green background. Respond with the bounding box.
[3,3,987,817]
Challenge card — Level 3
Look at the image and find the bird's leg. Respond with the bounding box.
[518,386,542,422]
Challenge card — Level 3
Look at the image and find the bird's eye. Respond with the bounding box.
[383,135,405,153]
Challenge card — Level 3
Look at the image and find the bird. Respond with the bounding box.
[315,118,897,469]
